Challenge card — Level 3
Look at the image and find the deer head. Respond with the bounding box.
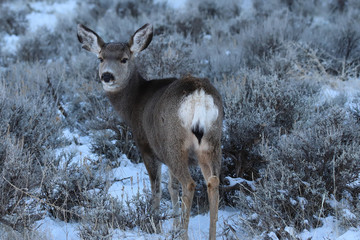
[77,23,153,92]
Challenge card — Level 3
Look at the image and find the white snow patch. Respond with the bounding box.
[26,12,57,32]
[203,34,212,40]
[337,228,360,240]
[268,231,279,240]
[55,128,97,166]
[154,0,188,9]
[161,208,238,240]
[35,216,79,240]
[240,0,255,14]
[225,176,256,191]
[298,216,360,240]
[285,226,297,238]
[342,208,356,220]
[311,16,330,29]
[1,34,19,55]
[2,0,27,11]
[26,0,77,32]
[319,78,360,105]
[108,155,150,201]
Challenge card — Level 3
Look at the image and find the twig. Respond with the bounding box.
[223,221,240,240]
[112,176,132,183]
[2,176,81,219]
[46,76,68,118]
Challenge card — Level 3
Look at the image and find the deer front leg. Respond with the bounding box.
[168,171,181,229]
[142,153,162,214]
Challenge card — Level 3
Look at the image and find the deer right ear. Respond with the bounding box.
[129,23,153,53]
[77,24,105,55]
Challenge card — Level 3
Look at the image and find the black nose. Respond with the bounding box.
[101,72,115,83]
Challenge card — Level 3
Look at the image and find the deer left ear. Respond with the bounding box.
[129,23,153,53]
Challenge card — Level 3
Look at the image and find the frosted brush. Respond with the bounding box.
[77,23,223,240]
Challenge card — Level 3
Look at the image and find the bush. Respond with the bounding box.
[0,6,27,35]
[233,95,360,237]
[138,35,197,79]
[0,62,63,231]
[220,70,318,180]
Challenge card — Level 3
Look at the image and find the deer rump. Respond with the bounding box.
[139,76,221,167]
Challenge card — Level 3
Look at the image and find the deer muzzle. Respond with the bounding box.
[101,72,115,83]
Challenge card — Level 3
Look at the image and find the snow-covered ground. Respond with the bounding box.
[42,128,243,240]
[1,0,360,239]
[39,125,360,240]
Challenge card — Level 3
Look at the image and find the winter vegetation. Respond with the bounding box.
[1,0,360,239]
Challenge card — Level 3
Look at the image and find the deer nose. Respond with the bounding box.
[101,72,115,83]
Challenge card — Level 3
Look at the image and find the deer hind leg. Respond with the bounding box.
[168,171,181,229]
[179,173,196,240]
[168,154,195,239]
[197,149,221,240]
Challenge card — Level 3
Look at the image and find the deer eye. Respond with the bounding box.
[120,58,128,64]
[98,57,104,63]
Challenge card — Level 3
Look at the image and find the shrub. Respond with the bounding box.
[237,11,306,73]
[17,20,78,63]
[138,35,197,79]
[220,70,318,180]
[0,6,27,35]
[0,62,63,231]
[234,95,360,237]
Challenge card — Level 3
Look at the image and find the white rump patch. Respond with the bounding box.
[178,89,219,133]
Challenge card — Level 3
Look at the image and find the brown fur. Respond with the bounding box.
[77,23,223,240]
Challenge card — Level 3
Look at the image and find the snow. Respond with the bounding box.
[240,0,255,15]
[26,0,77,33]
[225,176,256,191]
[337,228,360,240]
[35,217,78,240]
[299,216,360,240]
[108,155,150,201]
[55,128,97,166]
[40,128,360,240]
[111,208,239,240]
[1,0,77,55]
[319,77,360,109]
[1,34,19,55]
[154,0,188,10]
[26,12,57,33]
[37,128,243,240]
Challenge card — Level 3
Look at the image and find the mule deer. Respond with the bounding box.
[77,23,223,240]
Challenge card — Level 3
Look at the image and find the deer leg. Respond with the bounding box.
[169,161,195,239]
[168,171,181,229]
[179,175,196,240]
[198,150,221,240]
[142,154,162,214]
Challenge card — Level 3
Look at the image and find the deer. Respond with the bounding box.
[77,23,223,240]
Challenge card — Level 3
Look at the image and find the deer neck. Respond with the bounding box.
[105,71,145,125]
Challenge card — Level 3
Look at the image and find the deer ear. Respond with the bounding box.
[129,23,153,53]
[77,24,105,55]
